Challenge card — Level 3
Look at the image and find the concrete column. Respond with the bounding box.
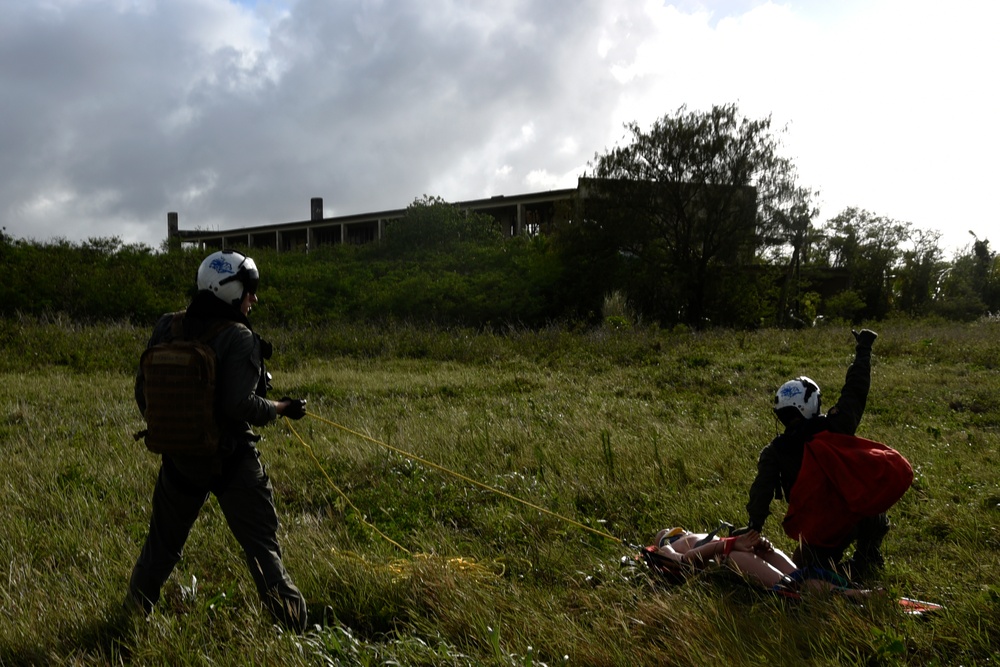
[167,212,180,251]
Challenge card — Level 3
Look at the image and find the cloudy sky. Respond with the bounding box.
[2,0,996,255]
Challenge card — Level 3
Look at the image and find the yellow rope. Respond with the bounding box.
[387,554,502,581]
[330,549,501,581]
[300,410,624,545]
[283,417,411,554]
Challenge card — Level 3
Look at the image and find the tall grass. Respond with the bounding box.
[1,319,998,665]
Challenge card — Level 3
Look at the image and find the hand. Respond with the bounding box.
[753,535,774,554]
[852,329,878,348]
[732,531,760,553]
[280,397,307,420]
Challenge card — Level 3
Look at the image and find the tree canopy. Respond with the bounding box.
[566,103,813,326]
[1,103,997,329]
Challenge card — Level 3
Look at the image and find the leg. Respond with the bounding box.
[128,459,208,614]
[786,565,874,599]
[758,547,797,576]
[845,513,890,580]
[216,449,307,632]
[792,542,845,572]
[725,552,789,589]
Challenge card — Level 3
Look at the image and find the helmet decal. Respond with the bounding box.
[778,383,805,400]
[209,257,235,275]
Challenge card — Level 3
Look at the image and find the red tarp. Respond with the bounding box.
[783,431,913,548]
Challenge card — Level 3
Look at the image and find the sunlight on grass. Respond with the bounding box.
[1,320,998,664]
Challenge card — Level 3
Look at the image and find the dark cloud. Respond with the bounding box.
[3,1,989,254]
[0,0,640,247]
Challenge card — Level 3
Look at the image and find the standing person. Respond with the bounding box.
[738,329,888,580]
[127,249,309,632]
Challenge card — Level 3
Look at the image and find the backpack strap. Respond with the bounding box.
[168,311,186,340]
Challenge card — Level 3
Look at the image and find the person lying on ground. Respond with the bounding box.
[648,527,871,598]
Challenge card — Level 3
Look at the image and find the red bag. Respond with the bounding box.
[783,431,913,548]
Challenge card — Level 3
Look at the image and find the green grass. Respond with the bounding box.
[1,319,999,665]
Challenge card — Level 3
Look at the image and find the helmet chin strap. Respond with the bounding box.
[774,407,805,432]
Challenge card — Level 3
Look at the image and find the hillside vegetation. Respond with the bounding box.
[2,191,998,330]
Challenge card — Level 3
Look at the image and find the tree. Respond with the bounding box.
[965,234,1000,312]
[934,233,1000,319]
[381,196,503,254]
[894,228,945,316]
[770,193,824,325]
[357,197,562,326]
[817,208,910,321]
[582,103,808,327]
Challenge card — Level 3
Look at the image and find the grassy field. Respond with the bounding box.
[1,318,998,666]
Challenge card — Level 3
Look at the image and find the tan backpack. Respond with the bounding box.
[136,312,240,456]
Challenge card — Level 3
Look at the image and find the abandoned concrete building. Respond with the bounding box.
[168,185,581,252]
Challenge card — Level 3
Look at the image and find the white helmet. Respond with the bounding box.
[196,249,260,307]
[774,376,821,421]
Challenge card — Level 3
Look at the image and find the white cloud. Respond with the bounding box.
[0,0,995,255]
[525,169,560,190]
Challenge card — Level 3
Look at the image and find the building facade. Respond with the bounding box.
[169,187,579,252]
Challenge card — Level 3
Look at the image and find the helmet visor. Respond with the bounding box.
[219,255,260,295]
[238,256,260,294]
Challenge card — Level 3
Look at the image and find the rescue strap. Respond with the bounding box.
[282,410,626,551]
[283,416,409,553]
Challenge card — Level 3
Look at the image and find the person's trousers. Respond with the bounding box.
[128,448,307,632]
[792,512,891,572]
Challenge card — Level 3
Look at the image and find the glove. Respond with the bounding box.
[852,329,878,348]
[280,397,307,420]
